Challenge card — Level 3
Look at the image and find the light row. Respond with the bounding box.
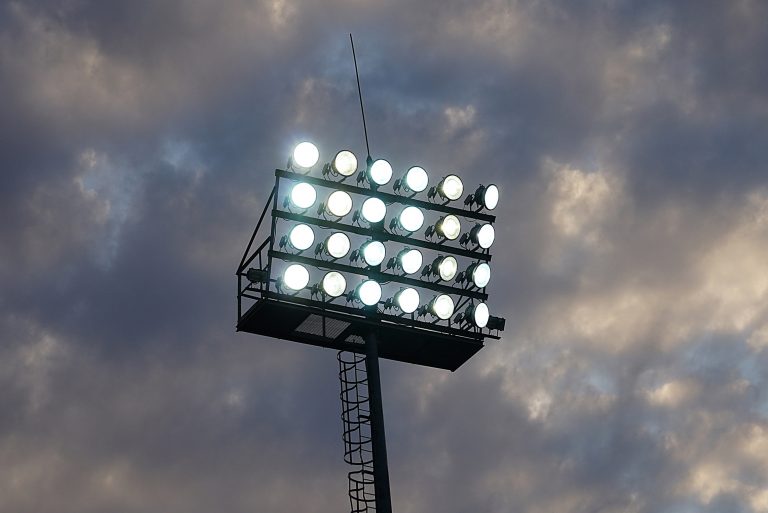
[277,264,491,328]
[279,225,492,287]
[286,183,495,246]
[290,142,499,210]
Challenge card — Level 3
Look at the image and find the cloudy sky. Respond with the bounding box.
[2,0,768,512]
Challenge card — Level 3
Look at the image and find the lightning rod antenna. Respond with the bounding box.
[350,34,371,161]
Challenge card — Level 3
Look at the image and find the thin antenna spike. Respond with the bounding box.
[350,33,371,160]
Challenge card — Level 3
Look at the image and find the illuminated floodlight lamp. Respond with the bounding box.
[433,255,458,281]
[322,271,347,297]
[326,190,353,217]
[403,166,428,192]
[475,184,499,210]
[289,182,317,210]
[394,287,420,314]
[288,224,314,251]
[471,223,495,249]
[361,197,387,223]
[368,159,393,186]
[438,175,463,201]
[356,279,382,306]
[397,248,422,275]
[292,142,319,170]
[332,150,357,177]
[283,264,310,291]
[325,232,351,259]
[468,262,491,288]
[397,206,424,232]
[361,240,386,266]
[435,215,461,240]
[429,294,454,320]
[466,303,489,328]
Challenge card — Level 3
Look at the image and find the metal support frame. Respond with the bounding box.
[364,331,392,513]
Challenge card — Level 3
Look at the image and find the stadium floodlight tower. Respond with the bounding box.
[235,36,505,513]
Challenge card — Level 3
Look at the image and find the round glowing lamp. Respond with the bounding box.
[326,190,353,217]
[325,233,351,259]
[398,206,424,232]
[361,197,387,223]
[322,271,346,297]
[395,288,420,314]
[283,264,310,291]
[357,280,382,306]
[332,150,357,176]
[292,142,319,169]
[288,224,314,251]
[290,183,317,210]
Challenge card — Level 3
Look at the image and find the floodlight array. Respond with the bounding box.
[266,141,504,334]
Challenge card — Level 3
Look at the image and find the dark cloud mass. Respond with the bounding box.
[2,0,767,511]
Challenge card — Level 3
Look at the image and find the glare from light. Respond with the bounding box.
[431,294,454,320]
[333,150,357,176]
[288,224,314,251]
[290,183,316,209]
[283,264,309,290]
[357,280,382,306]
[293,142,319,169]
[322,271,346,297]
[361,197,386,223]
[398,249,422,275]
[473,303,490,328]
[472,262,491,288]
[437,256,458,281]
[398,206,424,232]
[326,190,353,217]
[361,241,386,266]
[404,166,428,192]
[326,232,351,258]
[440,175,464,201]
[476,223,495,249]
[369,159,393,185]
[483,184,499,210]
[437,215,461,240]
[395,288,420,314]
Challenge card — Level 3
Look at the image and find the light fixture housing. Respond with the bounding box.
[466,303,490,328]
[289,182,317,210]
[361,240,386,267]
[434,256,458,281]
[475,184,499,210]
[403,166,428,193]
[361,197,387,223]
[288,224,314,251]
[321,271,347,297]
[394,288,420,314]
[487,315,506,331]
[436,215,461,240]
[356,280,382,306]
[325,232,351,259]
[438,175,464,201]
[397,206,425,232]
[397,248,423,275]
[292,142,319,170]
[468,262,491,288]
[283,264,310,291]
[471,223,495,249]
[430,294,455,320]
[368,159,393,186]
[332,150,357,177]
[326,190,353,217]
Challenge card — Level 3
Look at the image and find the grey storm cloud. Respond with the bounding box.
[1,0,768,512]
